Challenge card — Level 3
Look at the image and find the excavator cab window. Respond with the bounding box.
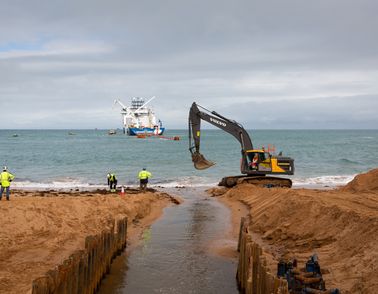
[246,151,272,171]
[247,152,255,162]
[247,153,257,170]
[260,152,272,162]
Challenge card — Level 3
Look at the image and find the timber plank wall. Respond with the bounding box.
[32,217,127,294]
[237,217,289,294]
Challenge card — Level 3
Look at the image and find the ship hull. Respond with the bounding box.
[127,127,165,136]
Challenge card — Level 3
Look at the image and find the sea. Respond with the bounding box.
[0,129,377,190]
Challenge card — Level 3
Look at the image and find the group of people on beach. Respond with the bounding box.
[107,168,152,192]
[0,165,152,200]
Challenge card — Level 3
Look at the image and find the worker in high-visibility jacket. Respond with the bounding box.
[138,168,152,190]
[0,166,15,201]
[107,172,118,192]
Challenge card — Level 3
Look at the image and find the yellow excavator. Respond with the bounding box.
[188,102,295,188]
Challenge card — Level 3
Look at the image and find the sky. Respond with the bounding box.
[0,0,377,129]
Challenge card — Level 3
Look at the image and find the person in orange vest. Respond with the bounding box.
[0,166,15,201]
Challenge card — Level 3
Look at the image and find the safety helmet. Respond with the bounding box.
[3,166,7,171]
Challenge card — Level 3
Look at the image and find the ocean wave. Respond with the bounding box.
[12,176,219,190]
[338,158,359,164]
[361,136,375,139]
[153,180,219,188]
[148,175,218,188]
[12,174,356,190]
[13,180,107,190]
[293,174,356,188]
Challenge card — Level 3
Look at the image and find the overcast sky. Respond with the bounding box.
[0,0,377,129]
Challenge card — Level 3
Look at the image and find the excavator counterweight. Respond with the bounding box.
[188,102,295,188]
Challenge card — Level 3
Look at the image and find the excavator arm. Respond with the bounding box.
[189,102,253,170]
[188,102,294,187]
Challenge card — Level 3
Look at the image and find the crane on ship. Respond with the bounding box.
[188,102,295,188]
[113,96,158,134]
[114,96,156,118]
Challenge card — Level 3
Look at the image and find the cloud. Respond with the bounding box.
[213,95,378,129]
[0,0,377,129]
[0,40,113,59]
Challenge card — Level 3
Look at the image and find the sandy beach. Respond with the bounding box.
[0,189,179,294]
[1,169,377,293]
[209,168,378,294]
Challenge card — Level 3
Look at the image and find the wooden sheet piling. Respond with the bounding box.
[236,217,289,294]
[31,217,128,294]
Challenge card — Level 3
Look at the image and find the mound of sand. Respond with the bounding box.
[214,169,378,294]
[341,168,378,193]
[0,190,177,294]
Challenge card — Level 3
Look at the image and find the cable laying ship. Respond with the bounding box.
[114,96,165,136]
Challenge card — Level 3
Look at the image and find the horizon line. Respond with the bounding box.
[1,128,378,131]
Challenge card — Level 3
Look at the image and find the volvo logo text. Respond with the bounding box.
[210,117,226,127]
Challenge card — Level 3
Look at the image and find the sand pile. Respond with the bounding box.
[0,189,177,294]
[212,169,378,294]
[341,168,378,193]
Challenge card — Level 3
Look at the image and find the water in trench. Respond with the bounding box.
[98,187,239,294]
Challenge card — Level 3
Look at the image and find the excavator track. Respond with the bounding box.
[219,175,292,188]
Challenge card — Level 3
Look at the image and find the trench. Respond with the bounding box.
[98,187,239,293]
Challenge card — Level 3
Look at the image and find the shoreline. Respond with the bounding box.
[11,173,358,192]
[0,189,179,294]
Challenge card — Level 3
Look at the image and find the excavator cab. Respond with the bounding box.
[244,150,294,175]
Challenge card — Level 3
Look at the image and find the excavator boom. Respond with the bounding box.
[189,102,253,170]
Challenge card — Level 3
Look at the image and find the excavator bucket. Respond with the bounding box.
[192,152,215,170]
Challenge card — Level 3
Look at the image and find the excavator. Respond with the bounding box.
[188,102,295,188]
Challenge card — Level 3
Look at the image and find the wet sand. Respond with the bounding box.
[208,168,378,294]
[0,189,179,294]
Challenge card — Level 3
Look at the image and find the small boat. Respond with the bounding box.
[12,134,18,137]
[136,134,146,139]
[108,129,117,135]
[68,132,76,135]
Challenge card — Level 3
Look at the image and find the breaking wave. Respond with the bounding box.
[12,176,219,190]
[292,174,356,188]
[338,158,359,165]
[13,180,107,190]
[152,176,219,188]
[13,174,356,190]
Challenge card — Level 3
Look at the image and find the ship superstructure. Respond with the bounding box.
[114,96,165,136]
